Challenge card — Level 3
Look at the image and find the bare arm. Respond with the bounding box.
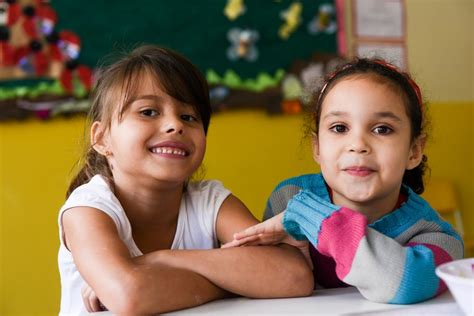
[141,195,314,298]
[67,195,312,313]
[63,208,229,315]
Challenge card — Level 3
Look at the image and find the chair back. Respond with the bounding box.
[422,179,464,237]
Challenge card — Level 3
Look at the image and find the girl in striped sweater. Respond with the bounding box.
[224,58,463,304]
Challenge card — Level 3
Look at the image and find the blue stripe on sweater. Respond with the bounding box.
[389,244,438,304]
[283,190,338,244]
[370,186,462,242]
[274,173,331,200]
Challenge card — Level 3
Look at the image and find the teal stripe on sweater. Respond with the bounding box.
[389,244,438,304]
[283,190,339,245]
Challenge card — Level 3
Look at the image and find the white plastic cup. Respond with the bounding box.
[436,258,474,316]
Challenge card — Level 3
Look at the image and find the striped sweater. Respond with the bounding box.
[263,173,464,304]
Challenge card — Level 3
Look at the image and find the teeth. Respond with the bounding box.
[151,147,186,156]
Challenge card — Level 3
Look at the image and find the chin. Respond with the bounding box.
[338,189,374,204]
[348,196,372,204]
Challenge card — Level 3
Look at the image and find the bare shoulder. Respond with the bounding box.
[62,207,117,247]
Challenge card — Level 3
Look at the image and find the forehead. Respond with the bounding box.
[322,75,406,113]
[124,69,165,98]
[117,71,201,118]
[137,70,165,93]
[109,70,167,112]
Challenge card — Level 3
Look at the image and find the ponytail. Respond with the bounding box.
[66,147,113,198]
[403,154,428,194]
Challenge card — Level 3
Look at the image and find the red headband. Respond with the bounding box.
[318,60,424,112]
[373,60,423,110]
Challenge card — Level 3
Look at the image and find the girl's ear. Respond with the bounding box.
[91,121,110,156]
[407,134,427,170]
[311,132,321,164]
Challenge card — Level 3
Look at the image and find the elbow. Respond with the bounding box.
[99,277,151,314]
[283,258,314,297]
[295,265,315,297]
[278,245,315,297]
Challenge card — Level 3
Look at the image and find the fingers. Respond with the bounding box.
[222,212,288,248]
[299,243,314,270]
[221,234,261,248]
[221,239,243,248]
[82,284,105,312]
[234,214,285,240]
[81,284,92,312]
[283,239,313,270]
[222,232,288,249]
[232,234,275,247]
[233,223,268,240]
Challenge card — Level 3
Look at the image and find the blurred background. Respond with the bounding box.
[0,0,472,314]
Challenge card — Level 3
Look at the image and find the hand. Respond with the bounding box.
[81,283,108,312]
[221,212,313,269]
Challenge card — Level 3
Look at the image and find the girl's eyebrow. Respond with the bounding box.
[130,95,164,104]
[322,111,402,121]
[129,95,196,113]
[322,111,347,120]
[373,111,402,121]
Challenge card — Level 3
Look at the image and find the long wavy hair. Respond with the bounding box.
[67,45,211,197]
[309,58,428,194]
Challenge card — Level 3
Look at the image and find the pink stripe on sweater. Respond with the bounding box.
[317,208,367,279]
[407,242,452,295]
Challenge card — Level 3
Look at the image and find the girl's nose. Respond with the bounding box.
[349,146,369,154]
[166,126,183,134]
[348,134,370,154]
[163,116,184,135]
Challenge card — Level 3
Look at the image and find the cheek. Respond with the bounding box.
[199,139,206,158]
[195,133,207,157]
[317,138,338,159]
[383,148,411,173]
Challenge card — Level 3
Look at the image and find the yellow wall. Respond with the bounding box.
[343,0,473,102]
[0,0,473,314]
[405,0,473,102]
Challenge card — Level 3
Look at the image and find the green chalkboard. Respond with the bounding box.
[52,0,337,78]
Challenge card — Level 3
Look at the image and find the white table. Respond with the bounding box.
[167,287,462,315]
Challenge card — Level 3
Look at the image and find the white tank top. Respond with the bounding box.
[57,175,231,315]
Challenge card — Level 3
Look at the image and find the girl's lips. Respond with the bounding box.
[343,167,375,177]
[149,141,190,157]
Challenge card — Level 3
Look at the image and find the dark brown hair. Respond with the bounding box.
[67,45,211,197]
[310,58,428,194]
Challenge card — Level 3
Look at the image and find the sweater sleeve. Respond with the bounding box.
[282,189,464,304]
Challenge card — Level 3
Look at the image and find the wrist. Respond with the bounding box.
[146,249,206,272]
[133,249,172,266]
[283,190,339,246]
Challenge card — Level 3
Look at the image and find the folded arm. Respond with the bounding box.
[225,189,464,303]
[282,190,464,303]
[131,195,313,300]
[64,194,313,314]
[63,207,234,314]
[168,194,313,298]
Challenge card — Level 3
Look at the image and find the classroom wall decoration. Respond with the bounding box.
[351,0,407,70]
[0,0,343,121]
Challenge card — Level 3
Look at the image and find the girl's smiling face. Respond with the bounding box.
[313,75,424,219]
[93,72,206,188]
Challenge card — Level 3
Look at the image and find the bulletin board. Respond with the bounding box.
[0,0,345,120]
[351,0,407,70]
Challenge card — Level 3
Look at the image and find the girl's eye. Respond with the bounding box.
[373,126,393,135]
[181,114,198,122]
[329,124,348,133]
[140,109,159,117]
